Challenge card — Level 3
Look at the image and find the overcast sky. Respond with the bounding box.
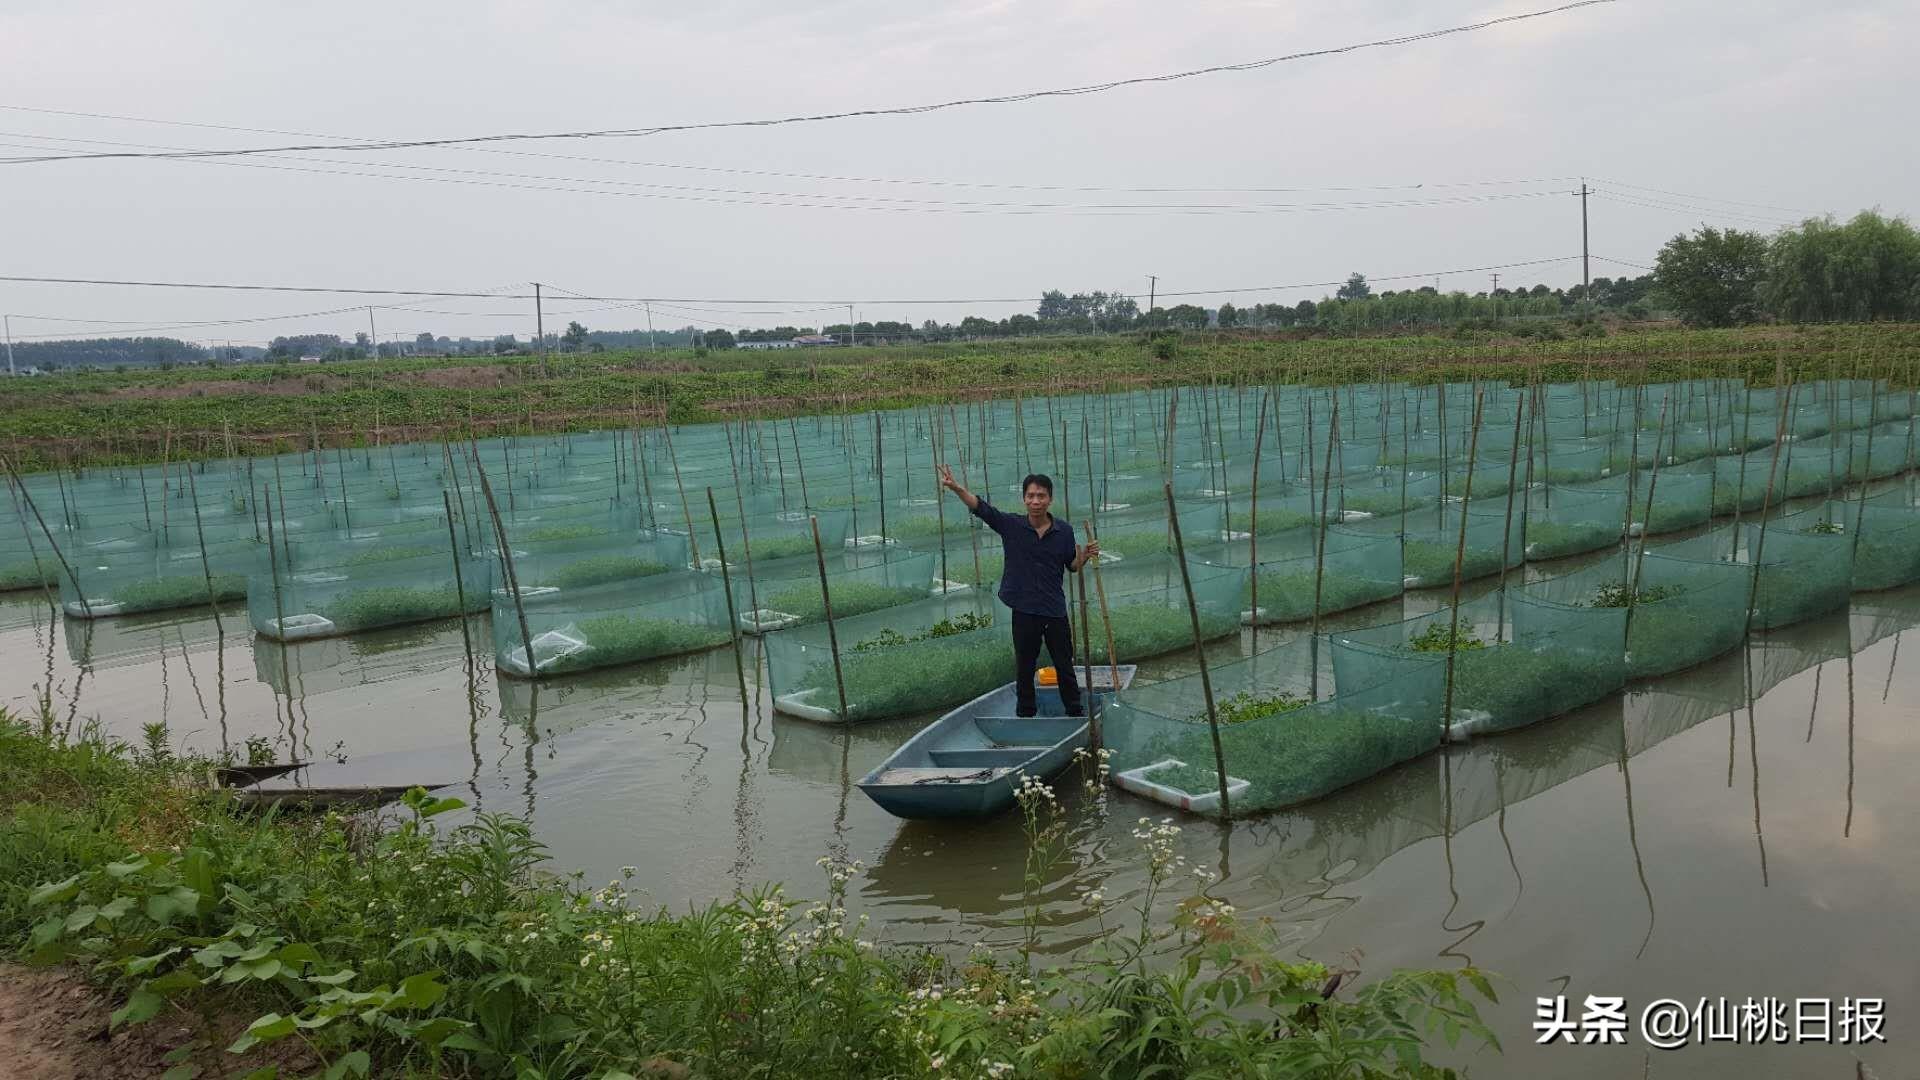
[1,0,1914,346]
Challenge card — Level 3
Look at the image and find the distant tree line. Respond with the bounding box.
[1653,210,1920,327]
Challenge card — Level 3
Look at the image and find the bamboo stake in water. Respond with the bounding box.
[1441,390,1487,742]
[442,491,475,669]
[661,421,701,568]
[1,453,88,616]
[809,515,852,723]
[1248,392,1268,624]
[1494,381,1530,643]
[707,488,752,709]
[182,469,224,636]
[1309,397,1340,700]
[1742,380,1797,638]
[1624,397,1671,649]
[1085,517,1121,754]
[261,489,294,701]
[472,446,536,679]
[788,416,811,509]
[1166,480,1229,817]
[722,421,759,620]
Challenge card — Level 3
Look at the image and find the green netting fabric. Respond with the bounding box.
[1202,526,1402,625]
[0,529,61,591]
[248,547,492,640]
[1660,524,1853,631]
[58,536,258,618]
[1780,499,1920,592]
[491,571,731,678]
[740,550,938,634]
[499,530,691,592]
[765,591,1003,723]
[1358,502,1525,589]
[1104,638,1443,816]
[1525,487,1624,560]
[1519,551,1750,678]
[1331,592,1625,738]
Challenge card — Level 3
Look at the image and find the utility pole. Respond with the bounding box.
[534,282,547,375]
[847,303,855,346]
[367,306,378,360]
[1490,273,1501,323]
[1579,180,1592,294]
[4,314,14,377]
[1147,275,1158,312]
[646,302,656,351]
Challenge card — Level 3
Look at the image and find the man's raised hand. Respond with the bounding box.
[937,463,958,491]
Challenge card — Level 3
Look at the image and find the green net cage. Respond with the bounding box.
[1331,590,1626,739]
[58,535,258,619]
[1661,524,1854,631]
[765,590,1004,723]
[1104,636,1444,816]
[737,550,938,635]
[248,542,492,641]
[1201,525,1403,625]
[491,570,732,678]
[1518,550,1750,678]
[1524,486,1624,560]
[1361,501,1525,589]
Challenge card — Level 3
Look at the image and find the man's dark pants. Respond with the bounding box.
[1010,609,1083,717]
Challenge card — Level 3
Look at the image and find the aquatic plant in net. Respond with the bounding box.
[1524,486,1623,561]
[1104,646,1445,816]
[247,548,493,640]
[492,572,732,678]
[766,593,1006,723]
[1208,527,1402,625]
[1331,594,1625,738]
[1362,503,1524,589]
[1522,552,1749,678]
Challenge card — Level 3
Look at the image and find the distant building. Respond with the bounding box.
[737,339,799,350]
[793,334,839,346]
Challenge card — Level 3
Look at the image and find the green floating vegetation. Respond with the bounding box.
[1640,499,1710,534]
[851,610,993,653]
[546,555,669,590]
[0,558,58,591]
[1150,706,1431,810]
[328,584,471,632]
[550,612,731,673]
[1406,623,1486,653]
[523,523,604,542]
[107,572,247,613]
[1225,507,1315,535]
[1341,489,1428,515]
[1580,582,1682,608]
[743,533,824,561]
[1624,598,1745,678]
[1448,645,1619,731]
[1248,570,1397,623]
[1525,520,1619,560]
[765,579,928,624]
[347,544,438,565]
[803,625,1007,720]
[1402,540,1505,588]
[1193,690,1311,726]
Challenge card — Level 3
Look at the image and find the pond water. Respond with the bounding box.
[2,570,1913,1079]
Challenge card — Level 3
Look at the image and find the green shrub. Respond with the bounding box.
[1525,520,1619,559]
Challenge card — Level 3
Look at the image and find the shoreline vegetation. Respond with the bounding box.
[1,712,1498,1078]
[4,322,1917,470]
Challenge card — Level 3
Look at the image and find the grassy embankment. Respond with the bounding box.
[0,713,1499,1078]
[5,323,1917,469]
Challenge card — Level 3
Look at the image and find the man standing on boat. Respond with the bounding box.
[937,464,1099,718]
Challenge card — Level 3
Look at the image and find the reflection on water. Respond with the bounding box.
[4,583,1920,1079]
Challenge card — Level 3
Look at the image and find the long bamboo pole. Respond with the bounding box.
[1165,480,1228,817]
[809,516,852,723]
[707,488,752,708]
[1441,390,1487,741]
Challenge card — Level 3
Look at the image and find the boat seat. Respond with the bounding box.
[871,766,1014,786]
[973,715,1086,746]
[927,747,1050,769]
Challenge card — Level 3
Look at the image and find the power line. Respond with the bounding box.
[0,103,1584,197]
[1592,255,1655,272]
[0,132,1580,217]
[1588,176,1816,216]
[0,2,1614,167]
[1590,191,1801,229]
[0,255,1581,310]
